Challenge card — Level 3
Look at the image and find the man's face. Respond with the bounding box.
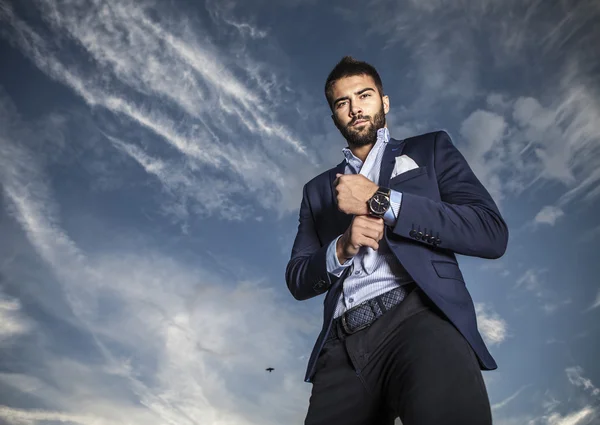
[330,74,389,148]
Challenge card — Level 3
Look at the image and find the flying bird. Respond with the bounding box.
[266,367,274,372]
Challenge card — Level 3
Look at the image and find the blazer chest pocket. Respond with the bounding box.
[432,260,464,282]
[389,166,427,187]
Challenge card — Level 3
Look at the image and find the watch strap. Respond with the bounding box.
[376,186,391,196]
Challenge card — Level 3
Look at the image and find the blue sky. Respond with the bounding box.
[0,0,599,424]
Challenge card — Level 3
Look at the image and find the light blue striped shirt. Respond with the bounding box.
[326,127,414,318]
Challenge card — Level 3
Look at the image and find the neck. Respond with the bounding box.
[349,143,374,162]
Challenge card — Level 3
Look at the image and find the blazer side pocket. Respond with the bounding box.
[431,260,464,282]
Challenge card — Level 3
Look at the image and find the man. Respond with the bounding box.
[285,56,508,425]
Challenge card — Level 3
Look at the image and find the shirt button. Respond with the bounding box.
[349,297,354,303]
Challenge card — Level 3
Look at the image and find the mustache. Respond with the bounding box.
[348,116,370,127]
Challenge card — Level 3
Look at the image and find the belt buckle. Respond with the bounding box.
[341,305,371,335]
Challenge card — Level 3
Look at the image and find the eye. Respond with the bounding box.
[360,93,371,99]
[336,101,347,109]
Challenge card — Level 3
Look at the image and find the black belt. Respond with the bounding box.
[326,282,417,342]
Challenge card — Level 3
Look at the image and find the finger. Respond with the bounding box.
[354,216,382,227]
[359,235,379,250]
[334,173,344,186]
[354,215,373,224]
[361,215,384,223]
[362,227,384,242]
[352,224,382,242]
[356,218,384,233]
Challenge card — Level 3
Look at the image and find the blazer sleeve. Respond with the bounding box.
[390,131,509,259]
[285,183,333,301]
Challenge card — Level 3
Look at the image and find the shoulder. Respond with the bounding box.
[398,130,453,147]
[303,163,341,194]
[305,166,335,189]
[394,131,462,160]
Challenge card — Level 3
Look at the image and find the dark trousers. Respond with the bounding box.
[304,287,492,425]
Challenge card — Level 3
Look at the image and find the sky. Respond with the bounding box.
[0,0,599,424]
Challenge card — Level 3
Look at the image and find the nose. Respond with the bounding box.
[350,102,362,117]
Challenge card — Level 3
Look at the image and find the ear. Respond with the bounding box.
[382,95,390,114]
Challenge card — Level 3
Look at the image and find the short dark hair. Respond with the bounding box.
[324,56,384,110]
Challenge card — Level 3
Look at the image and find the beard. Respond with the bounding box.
[334,103,386,148]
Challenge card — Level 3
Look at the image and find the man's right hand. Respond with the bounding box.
[336,215,385,264]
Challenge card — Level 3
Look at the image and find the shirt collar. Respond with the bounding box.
[342,127,390,163]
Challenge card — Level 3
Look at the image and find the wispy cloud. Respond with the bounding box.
[334,0,600,215]
[0,87,313,425]
[2,2,599,425]
[586,290,600,311]
[516,268,547,298]
[105,134,248,223]
[513,268,572,315]
[479,261,511,278]
[534,206,565,227]
[0,294,31,342]
[456,89,600,214]
[494,380,598,425]
[542,406,596,425]
[566,367,600,398]
[514,368,600,425]
[205,0,268,40]
[0,0,317,223]
[474,303,508,346]
[458,109,507,204]
[492,384,532,411]
[0,405,113,425]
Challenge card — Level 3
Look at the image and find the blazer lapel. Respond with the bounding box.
[379,138,406,188]
[329,160,353,234]
[328,138,405,230]
[329,159,346,207]
[323,138,406,311]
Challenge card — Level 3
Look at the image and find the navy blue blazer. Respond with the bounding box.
[285,130,509,383]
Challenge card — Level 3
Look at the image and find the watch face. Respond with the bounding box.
[370,193,390,215]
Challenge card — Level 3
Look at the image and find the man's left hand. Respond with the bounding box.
[334,173,378,216]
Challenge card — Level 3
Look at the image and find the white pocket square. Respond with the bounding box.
[391,155,419,178]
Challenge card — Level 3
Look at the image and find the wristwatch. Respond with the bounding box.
[368,186,391,217]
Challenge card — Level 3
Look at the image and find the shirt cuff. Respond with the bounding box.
[326,235,353,277]
[383,190,402,227]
